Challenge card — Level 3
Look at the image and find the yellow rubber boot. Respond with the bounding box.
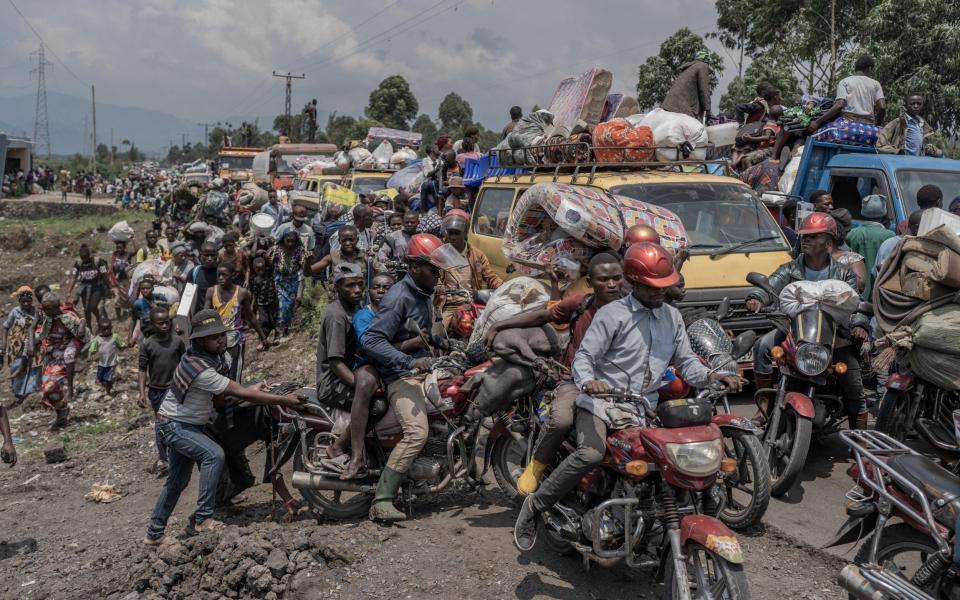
[517,459,548,496]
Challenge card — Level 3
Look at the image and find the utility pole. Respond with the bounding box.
[179,132,188,148]
[197,122,214,146]
[90,85,97,175]
[271,71,305,135]
[31,43,52,158]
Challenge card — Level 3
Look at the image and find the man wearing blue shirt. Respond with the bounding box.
[877,95,943,157]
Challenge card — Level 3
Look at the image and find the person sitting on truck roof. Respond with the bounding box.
[807,55,886,143]
[896,184,942,234]
[501,106,523,140]
[876,94,943,157]
[453,126,480,154]
[734,105,784,170]
[735,82,782,125]
[661,50,714,121]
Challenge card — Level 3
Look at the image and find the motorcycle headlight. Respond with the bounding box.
[665,439,723,477]
[795,343,830,376]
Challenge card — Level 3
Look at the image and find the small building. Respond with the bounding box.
[1,133,34,175]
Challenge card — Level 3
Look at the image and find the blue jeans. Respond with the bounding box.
[148,388,169,463]
[146,419,225,539]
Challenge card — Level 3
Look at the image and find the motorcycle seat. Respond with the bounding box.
[887,453,960,530]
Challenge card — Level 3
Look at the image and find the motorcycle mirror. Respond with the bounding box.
[746,272,777,298]
[731,331,757,359]
[716,297,731,321]
[856,301,874,316]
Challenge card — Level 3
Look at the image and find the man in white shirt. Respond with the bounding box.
[809,55,886,131]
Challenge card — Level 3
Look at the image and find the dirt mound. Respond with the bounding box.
[130,521,364,600]
[0,225,32,251]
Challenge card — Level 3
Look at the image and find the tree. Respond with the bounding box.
[635,28,724,110]
[438,92,473,134]
[365,75,419,130]
[864,0,960,138]
[710,0,765,77]
[95,143,111,164]
[325,112,357,148]
[719,51,803,115]
[411,113,439,151]
[273,114,306,143]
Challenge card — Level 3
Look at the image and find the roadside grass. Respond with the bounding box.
[0,212,155,253]
[296,280,330,336]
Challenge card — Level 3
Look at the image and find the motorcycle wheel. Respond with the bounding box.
[719,428,770,530]
[875,389,913,442]
[767,408,812,497]
[491,436,529,506]
[662,542,751,600]
[852,523,942,599]
[293,430,373,520]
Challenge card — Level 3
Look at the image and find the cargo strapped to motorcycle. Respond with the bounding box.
[839,429,952,555]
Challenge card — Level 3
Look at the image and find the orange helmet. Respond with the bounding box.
[624,224,661,246]
[797,212,838,236]
[406,233,445,266]
[623,242,680,288]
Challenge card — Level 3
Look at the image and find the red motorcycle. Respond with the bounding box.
[538,385,750,600]
[262,353,527,520]
[826,428,959,598]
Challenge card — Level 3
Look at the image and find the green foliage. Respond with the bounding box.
[438,92,474,134]
[273,114,307,142]
[296,280,329,335]
[411,113,439,151]
[864,0,960,137]
[323,112,382,148]
[719,51,802,114]
[477,128,501,152]
[365,75,419,130]
[635,28,724,110]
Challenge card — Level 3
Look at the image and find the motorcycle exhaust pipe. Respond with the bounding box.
[291,471,376,494]
[837,565,885,600]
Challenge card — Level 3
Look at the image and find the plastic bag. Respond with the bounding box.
[152,285,180,305]
[468,276,551,348]
[237,182,268,210]
[593,119,654,162]
[386,160,424,194]
[347,148,375,169]
[203,191,230,217]
[108,221,134,243]
[779,280,860,324]
[372,140,394,167]
[778,145,804,193]
[130,259,168,291]
[334,151,352,171]
[638,108,708,162]
[913,306,960,354]
[504,110,555,165]
[390,148,417,167]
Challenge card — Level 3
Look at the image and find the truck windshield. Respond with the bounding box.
[897,170,960,213]
[610,183,789,255]
[220,156,254,170]
[353,176,386,197]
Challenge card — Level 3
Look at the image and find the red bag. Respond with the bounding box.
[593,119,654,163]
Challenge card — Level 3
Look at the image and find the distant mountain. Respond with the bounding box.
[0,91,273,157]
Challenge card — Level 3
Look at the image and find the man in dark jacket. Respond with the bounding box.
[661,51,713,120]
[876,94,943,157]
[746,212,870,429]
[362,233,446,522]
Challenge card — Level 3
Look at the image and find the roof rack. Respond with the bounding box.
[467,143,731,185]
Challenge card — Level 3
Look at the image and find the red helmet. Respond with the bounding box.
[624,224,661,246]
[406,233,445,266]
[442,209,469,233]
[623,242,680,288]
[797,212,837,236]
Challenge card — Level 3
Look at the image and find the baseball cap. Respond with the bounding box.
[331,262,364,284]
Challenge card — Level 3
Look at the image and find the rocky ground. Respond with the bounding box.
[0,208,849,599]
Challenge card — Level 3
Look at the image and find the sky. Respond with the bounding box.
[1,0,731,138]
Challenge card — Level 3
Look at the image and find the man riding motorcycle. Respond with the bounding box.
[362,233,447,522]
[513,242,744,551]
[746,212,870,429]
[437,209,503,327]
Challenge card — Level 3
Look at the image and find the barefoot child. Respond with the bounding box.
[86,320,124,395]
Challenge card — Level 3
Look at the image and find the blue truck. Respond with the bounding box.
[763,139,960,228]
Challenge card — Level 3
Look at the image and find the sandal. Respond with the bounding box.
[284,498,302,516]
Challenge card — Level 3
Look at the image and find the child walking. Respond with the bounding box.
[86,321,125,395]
[138,307,185,476]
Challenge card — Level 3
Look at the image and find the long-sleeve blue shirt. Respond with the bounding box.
[572,294,711,404]
[362,275,435,384]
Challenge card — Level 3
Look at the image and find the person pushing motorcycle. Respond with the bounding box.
[746,212,870,430]
[513,242,744,551]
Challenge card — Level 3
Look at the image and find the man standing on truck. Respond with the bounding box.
[877,94,943,157]
[661,50,714,121]
[303,99,318,143]
[808,55,885,141]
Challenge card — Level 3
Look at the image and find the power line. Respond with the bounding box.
[7,0,87,86]
[220,0,403,121]
[272,72,305,135]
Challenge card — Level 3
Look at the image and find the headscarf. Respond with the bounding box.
[10,285,33,300]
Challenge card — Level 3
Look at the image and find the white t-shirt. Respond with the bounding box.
[158,366,230,425]
[836,75,884,118]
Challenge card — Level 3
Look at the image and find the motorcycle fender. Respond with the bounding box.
[679,515,744,564]
[713,413,759,434]
[481,419,511,474]
[784,391,815,419]
[886,372,914,391]
[822,513,878,549]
